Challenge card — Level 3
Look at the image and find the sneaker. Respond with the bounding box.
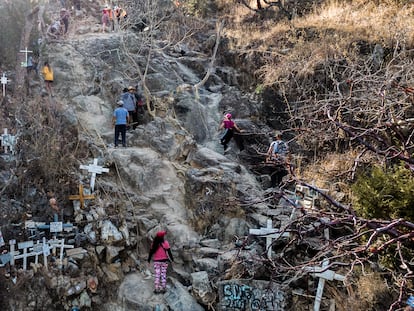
[160,288,166,294]
[153,288,160,294]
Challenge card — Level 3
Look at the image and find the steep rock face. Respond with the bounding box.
[0,3,286,310]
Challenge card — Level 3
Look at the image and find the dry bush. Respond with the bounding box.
[185,180,245,233]
[13,96,89,199]
[326,272,395,311]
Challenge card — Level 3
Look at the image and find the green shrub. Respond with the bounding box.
[352,164,414,221]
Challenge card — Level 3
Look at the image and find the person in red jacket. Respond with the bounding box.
[147,231,174,294]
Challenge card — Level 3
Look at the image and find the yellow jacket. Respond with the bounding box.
[42,65,53,81]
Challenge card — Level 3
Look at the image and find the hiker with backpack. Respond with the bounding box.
[266,131,289,163]
[147,231,174,294]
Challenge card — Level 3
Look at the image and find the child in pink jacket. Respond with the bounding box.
[148,231,174,293]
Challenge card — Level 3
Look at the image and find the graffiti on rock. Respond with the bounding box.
[220,282,284,311]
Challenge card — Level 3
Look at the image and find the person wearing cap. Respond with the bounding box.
[266,131,289,163]
[112,100,129,147]
[147,230,174,294]
[121,86,138,129]
[218,112,243,153]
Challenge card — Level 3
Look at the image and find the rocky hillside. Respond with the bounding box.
[0,0,413,310]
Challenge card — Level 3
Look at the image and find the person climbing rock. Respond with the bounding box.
[131,85,144,126]
[41,61,54,95]
[121,86,138,129]
[266,131,289,163]
[219,113,244,153]
[60,8,70,36]
[112,100,129,148]
[147,231,174,294]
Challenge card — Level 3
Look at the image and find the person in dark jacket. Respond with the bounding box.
[147,231,174,294]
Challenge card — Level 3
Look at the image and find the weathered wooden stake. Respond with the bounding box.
[69,184,95,209]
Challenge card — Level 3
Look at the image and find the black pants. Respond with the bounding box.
[128,110,138,129]
[114,124,126,147]
[220,129,244,151]
[220,129,234,150]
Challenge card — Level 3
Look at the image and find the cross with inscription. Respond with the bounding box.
[249,218,290,259]
[1,73,11,97]
[79,158,109,191]
[69,184,95,209]
[303,259,346,311]
[19,47,33,68]
[1,128,16,154]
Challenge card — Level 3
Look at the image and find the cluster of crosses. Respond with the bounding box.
[0,158,109,272]
[0,47,31,97]
[249,184,345,311]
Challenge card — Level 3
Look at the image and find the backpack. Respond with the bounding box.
[121,92,136,111]
[271,140,288,155]
[134,93,144,106]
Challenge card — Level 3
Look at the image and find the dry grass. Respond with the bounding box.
[221,0,414,86]
[325,272,394,311]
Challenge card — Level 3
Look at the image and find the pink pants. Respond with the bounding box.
[153,261,169,290]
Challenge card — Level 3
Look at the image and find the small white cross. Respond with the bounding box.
[19,47,33,68]
[249,218,290,259]
[304,259,345,311]
[1,128,17,154]
[48,238,74,270]
[79,158,109,191]
[1,73,11,97]
[15,240,35,270]
[0,229,4,247]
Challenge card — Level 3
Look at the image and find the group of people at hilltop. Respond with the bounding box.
[102,4,128,32]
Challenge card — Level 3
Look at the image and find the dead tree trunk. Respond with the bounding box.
[14,6,39,97]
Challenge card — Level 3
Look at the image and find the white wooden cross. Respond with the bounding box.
[79,158,109,191]
[15,240,34,270]
[1,128,17,154]
[1,73,11,97]
[48,238,74,269]
[0,228,4,247]
[30,237,50,270]
[304,259,346,311]
[249,218,290,259]
[19,47,33,68]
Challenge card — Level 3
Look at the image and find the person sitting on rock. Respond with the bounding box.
[266,131,289,163]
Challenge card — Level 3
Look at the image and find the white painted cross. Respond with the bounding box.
[1,128,17,154]
[19,47,33,68]
[304,259,346,311]
[16,240,34,270]
[79,158,109,191]
[1,73,11,97]
[0,228,5,247]
[249,218,290,259]
[48,238,74,270]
